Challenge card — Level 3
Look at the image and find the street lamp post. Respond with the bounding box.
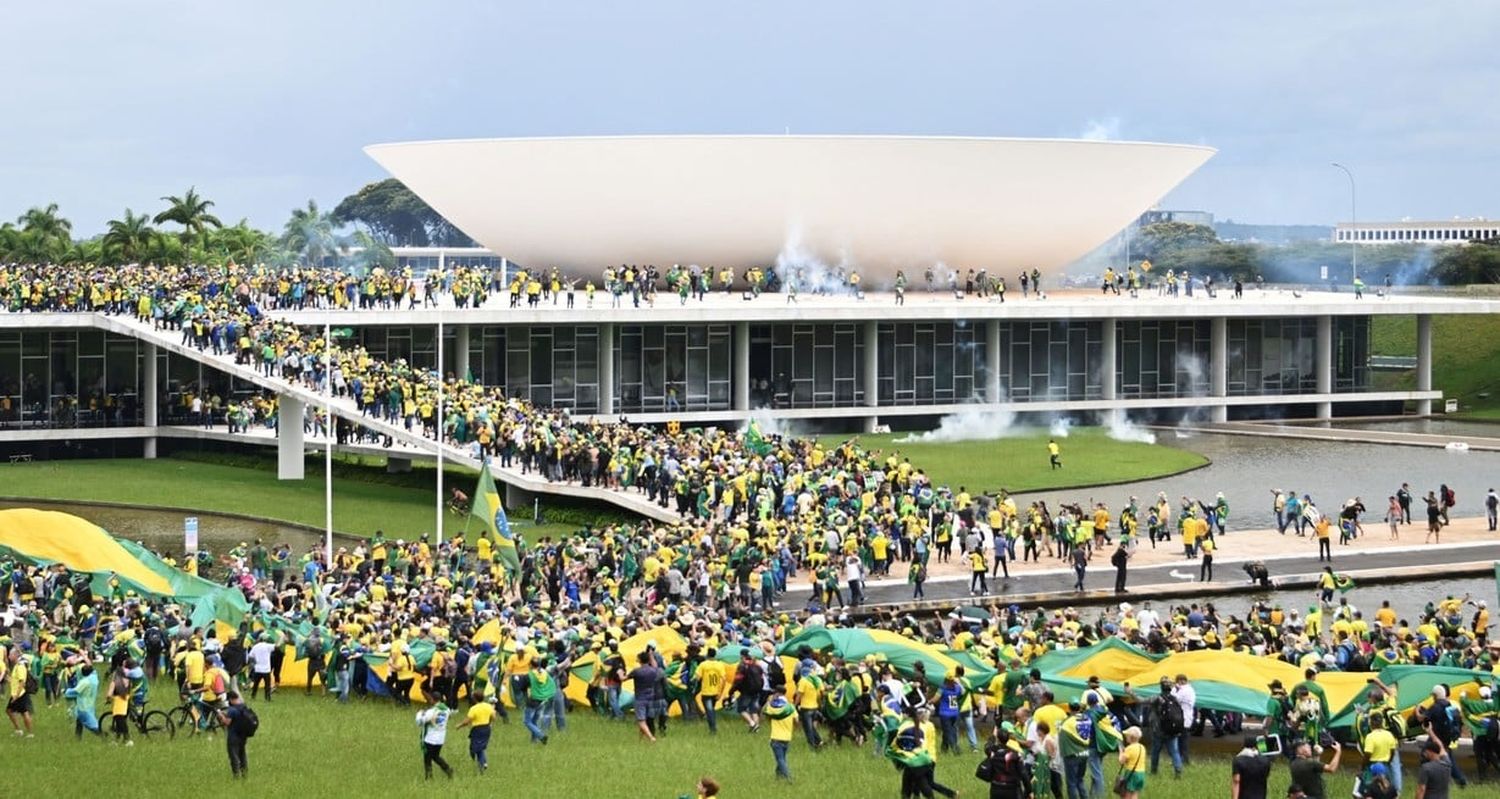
[1331,162,1357,283]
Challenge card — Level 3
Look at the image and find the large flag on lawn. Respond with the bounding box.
[470,461,520,577]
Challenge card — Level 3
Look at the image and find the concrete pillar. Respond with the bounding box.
[985,321,1001,404]
[142,343,158,459]
[1315,315,1333,419]
[1210,316,1228,423]
[505,481,537,515]
[454,324,471,381]
[277,396,306,480]
[1100,318,1122,427]
[863,320,879,432]
[598,323,615,416]
[734,321,750,412]
[1416,313,1433,416]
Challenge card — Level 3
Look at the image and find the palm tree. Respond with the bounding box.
[211,219,275,266]
[17,202,72,241]
[154,187,222,260]
[102,209,156,264]
[281,199,339,267]
[343,229,395,274]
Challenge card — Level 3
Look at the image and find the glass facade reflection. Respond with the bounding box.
[0,313,1379,430]
[877,322,986,405]
[1334,316,1371,393]
[999,321,1103,402]
[1117,320,1211,399]
[1225,318,1319,396]
[750,324,866,408]
[615,324,733,414]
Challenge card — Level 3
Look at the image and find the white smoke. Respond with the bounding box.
[747,408,799,438]
[1080,117,1122,141]
[896,409,1019,443]
[1106,413,1158,444]
[1049,417,1074,438]
[775,228,863,293]
[1174,350,1211,427]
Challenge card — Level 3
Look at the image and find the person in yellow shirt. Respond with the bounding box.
[1117,726,1147,798]
[793,669,824,748]
[106,664,131,744]
[455,697,497,773]
[474,532,493,565]
[1199,535,1216,582]
[764,694,798,779]
[695,652,729,734]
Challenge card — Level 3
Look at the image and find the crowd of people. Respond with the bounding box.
[2,260,1496,798]
[4,536,1497,797]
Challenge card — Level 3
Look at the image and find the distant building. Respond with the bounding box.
[1334,219,1499,245]
[1138,209,1214,227]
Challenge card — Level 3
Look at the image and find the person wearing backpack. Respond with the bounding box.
[215,691,257,779]
[1148,677,1184,777]
[975,729,1032,799]
[302,628,325,696]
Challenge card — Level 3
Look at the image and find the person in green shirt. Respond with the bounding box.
[522,657,555,745]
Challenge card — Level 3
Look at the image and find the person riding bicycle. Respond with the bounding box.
[450,487,470,511]
[191,655,231,731]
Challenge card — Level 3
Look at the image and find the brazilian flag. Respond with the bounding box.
[471,460,521,578]
[745,420,773,457]
[1334,574,1356,593]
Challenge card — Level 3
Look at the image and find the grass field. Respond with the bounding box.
[816,428,1208,494]
[0,454,604,541]
[8,688,1369,799]
[1372,313,1500,415]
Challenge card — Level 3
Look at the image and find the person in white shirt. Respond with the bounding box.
[1136,602,1160,633]
[1172,675,1197,763]
[844,555,866,606]
[247,635,276,700]
[416,703,454,779]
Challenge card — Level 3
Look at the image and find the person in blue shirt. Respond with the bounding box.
[934,672,965,755]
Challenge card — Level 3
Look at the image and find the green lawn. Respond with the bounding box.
[7,688,1366,799]
[0,455,596,541]
[816,427,1207,494]
[1371,313,1500,414]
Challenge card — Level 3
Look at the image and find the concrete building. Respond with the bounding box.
[1334,219,1500,245]
[1,291,1487,443]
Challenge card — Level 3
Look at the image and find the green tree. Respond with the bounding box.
[101,209,157,264]
[1431,242,1500,284]
[342,229,395,272]
[210,219,276,266]
[1134,222,1219,262]
[332,177,473,247]
[280,199,340,266]
[16,202,73,242]
[154,187,222,260]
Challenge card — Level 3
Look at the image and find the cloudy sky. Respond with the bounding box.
[3,1,1495,235]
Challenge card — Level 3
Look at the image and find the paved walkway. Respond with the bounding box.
[803,515,1497,604]
[1172,421,1500,452]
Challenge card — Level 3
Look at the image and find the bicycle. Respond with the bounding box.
[166,695,225,736]
[99,700,175,740]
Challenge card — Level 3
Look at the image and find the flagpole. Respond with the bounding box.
[324,321,333,566]
[436,308,445,546]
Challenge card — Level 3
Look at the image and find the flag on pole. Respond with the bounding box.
[471,461,520,578]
